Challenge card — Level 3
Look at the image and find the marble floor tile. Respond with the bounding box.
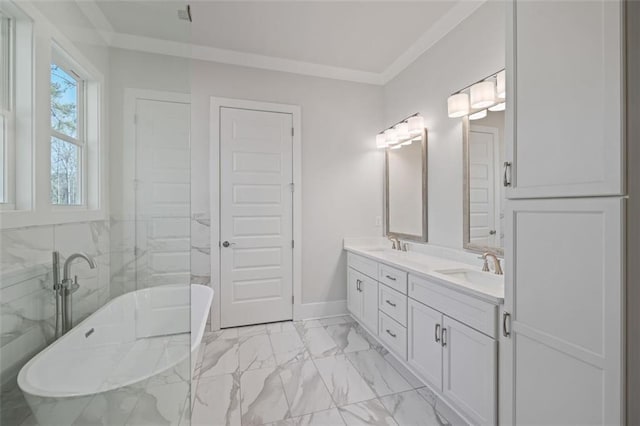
[199,337,240,378]
[240,367,291,426]
[269,408,346,426]
[417,387,437,406]
[346,350,412,397]
[217,328,240,339]
[299,327,340,359]
[380,389,443,426]
[270,330,310,366]
[314,355,376,406]
[338,398,398,426]
[239,334,277,371]
[125,381,189,425]
[279,360,334,417]
[325,324,370,354]
[318,316,356,327]
[191,373,241,426]
[237,324,267,337]
[382,352,424,389]
[295,319,324,330]
[267,321,297,334]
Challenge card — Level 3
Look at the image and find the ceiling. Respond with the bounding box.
[89,1,484,84]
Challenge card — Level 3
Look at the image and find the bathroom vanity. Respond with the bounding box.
[344,241,504,425]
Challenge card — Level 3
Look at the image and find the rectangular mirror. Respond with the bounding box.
[385,129,427,242]
[463,111,505,255]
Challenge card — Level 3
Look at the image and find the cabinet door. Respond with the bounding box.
[407,299,442,391]
[502,198,623,425]
[347,268,362,321]
[506,0,623,198]
[360,276,379,335]
[442,316,496,425]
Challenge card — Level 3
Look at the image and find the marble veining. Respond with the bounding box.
[346,350,413,397]
[279,360,334,417]
[325,323,370,354]
[338,398,398,426]
[241,367,291,426]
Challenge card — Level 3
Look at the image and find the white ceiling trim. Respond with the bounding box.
[380,0,487,84]
[81,0,487,86]
[109,32,385,85]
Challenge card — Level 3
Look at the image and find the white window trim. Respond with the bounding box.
[0,9,16,210]
[0,0,106,229]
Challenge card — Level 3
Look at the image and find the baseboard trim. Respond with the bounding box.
[294,300,347,321]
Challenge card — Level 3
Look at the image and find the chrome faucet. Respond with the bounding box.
[481,252,503,275]
[52,251,97,337]
[388,236,401,250]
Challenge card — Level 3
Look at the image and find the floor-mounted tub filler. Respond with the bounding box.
[17,284,214,425]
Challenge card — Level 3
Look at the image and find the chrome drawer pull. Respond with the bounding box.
[385,275,397,281]
[435,324,441,343]
[385,300,396,307]
[386,329,396,338]
[503,161,512,187]
[503,311,511,337]
[441,328,447,347]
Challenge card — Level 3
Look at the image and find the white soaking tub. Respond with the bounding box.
[17,284,213,426]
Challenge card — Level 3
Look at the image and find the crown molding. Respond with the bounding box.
[79,0,487,86]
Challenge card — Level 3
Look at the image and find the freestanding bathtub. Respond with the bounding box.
[17,284,213,425]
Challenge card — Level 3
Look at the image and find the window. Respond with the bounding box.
[50,61,85,206]
[0,13,13,206]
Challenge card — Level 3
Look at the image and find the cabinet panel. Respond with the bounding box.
[407,299,442,390]
[361,276,379,335]
[347,252,378,280]
[347,268,362,321]
[379,283,407,326]
[503,198,623,425]
[506,0,623,198]
[442,316,497,425]
[379,311,407,360]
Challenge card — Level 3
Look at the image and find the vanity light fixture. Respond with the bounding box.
[407,115,424,136]
[470,80,496,109]
[496,70,506,100]
[376,113,424,149]
[489,102,506,112]
[447,69,506,120]
[447,93,470,118]
[469,109,487,120]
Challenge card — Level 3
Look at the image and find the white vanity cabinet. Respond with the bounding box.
[505,0,624,198]
[346,251,501,425]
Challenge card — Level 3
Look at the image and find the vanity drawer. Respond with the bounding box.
[378,263,408,294]
[379,311,407,360]
[379,284,407,326]
[347,252,378,280]
[408,274,498,338]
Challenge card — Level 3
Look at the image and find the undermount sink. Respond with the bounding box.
[433,268,503,287]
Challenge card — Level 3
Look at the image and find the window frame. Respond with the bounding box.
[50,55,87,208]
[0,12,15,210]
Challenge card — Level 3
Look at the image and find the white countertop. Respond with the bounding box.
[344,240,504,304]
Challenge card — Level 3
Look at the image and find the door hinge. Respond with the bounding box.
[289,182,295,193]
[292,295,294,304]
[291,240,295,249]
[291,127,294,137]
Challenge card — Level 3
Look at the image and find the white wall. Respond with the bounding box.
[383,1,505,250]
[107,49,384,312]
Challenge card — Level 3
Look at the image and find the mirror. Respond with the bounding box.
[385,130,427,242]
[463,111,505,254]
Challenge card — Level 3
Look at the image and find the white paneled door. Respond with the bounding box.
[220,107,293,328]
[469,125,499,248]
[135,98,191,289]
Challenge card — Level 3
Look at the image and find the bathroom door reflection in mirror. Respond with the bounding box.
[463,111,505,254]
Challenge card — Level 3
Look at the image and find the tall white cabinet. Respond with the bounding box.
[502,0,626,424]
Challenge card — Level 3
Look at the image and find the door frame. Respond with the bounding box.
[123,89,191,289]
[210,97,302,330]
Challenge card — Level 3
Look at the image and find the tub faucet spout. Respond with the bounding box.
[58,252,97,335]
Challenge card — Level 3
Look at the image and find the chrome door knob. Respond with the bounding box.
[222,241,235,248]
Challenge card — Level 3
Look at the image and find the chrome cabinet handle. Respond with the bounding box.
[489,230,497,235]
[503,162,512,187]
[356,279,362,292]
[441,328,447,347]
[385,300,396,307]
[503,312,511,337]
[386,329,396,338]
[385,275,397,281]
[435,324,441,343]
